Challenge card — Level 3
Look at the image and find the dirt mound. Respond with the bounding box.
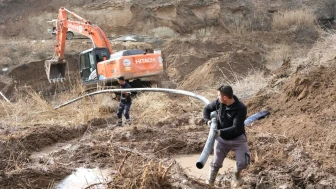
[244,63,336,186]
[246,130,335,188]
[6,55,79,97]
[247,63,336,126]
[162,37,265,90]
[179,47,264,90]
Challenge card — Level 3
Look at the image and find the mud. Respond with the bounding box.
[174,154,236,180]
[0,0,336,189]
[56,168,112,189]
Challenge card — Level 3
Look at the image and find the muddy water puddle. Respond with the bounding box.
[30,140,113,189]
[56,168,112,189]
[174,154,235,180]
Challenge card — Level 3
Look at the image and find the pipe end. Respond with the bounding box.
[196,162,204,169]
[210,111,217,118]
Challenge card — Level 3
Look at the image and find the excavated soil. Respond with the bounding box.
[1,0,336,189]
[244,63,336,188]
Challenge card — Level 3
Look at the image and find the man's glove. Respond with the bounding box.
[207,120,212,127]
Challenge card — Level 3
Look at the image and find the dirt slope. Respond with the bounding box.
[243,62,336,187]
[0,0,336,189]
[247,62,336,163]
[0,0,335,39]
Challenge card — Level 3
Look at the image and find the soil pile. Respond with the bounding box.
[243,62,336,187]
[0,0,335,188]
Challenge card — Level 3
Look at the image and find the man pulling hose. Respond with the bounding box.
[203,85,250,186]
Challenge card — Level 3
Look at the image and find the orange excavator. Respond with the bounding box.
[45,7,163,88]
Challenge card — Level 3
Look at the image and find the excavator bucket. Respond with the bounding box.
[45,59,67,83]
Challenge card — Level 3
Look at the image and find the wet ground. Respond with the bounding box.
[174,154,235,180]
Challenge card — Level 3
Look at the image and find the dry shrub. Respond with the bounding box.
[111,155,174,189]
[283,32,336,72]
[132,91,202,126]
[0,84,111,127]
[265,44,291,70]
[222,71,269,101]
[231,17,253,35]
[0,87,55,127]
[272,10,316,30]
[132,92,172,125]
[98,94,119,114]
[303,32,336,67]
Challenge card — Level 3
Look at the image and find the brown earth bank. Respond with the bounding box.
[244,63,336,188]
[1,23,319,99]
[0,0,336,189]
[0,0,335,40]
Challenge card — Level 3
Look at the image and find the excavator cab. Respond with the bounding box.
[79,47,110,83]
[45,47,110,83]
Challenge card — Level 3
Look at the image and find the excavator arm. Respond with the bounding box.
[45,7,113,82]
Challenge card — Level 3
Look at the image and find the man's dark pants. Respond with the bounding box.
[117,102,131,120]
[211,134,250,172]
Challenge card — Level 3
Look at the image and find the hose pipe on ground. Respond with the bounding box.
[53,88,210,109]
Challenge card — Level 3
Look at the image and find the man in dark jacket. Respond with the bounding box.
[203,85,250,186]
[115,76,132,126]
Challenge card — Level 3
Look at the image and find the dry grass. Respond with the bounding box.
[192,26,217,38]
[150,27,179,38]
[265,44,291,70]
[272,9,316,30]
[106,153,175,189]
[215,67,269,101]
[305,32,336,66]
[231,17,253,35]
[132,91,203,126]
[0,83,115,128]
[231,71,269,101]
[0,87,55,127]
[286,32,336,74]
[132,92,174,126]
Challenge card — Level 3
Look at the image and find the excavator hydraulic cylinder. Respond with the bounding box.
[45,59,67,83]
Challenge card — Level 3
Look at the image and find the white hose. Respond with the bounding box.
[53,88,210,109]
[0,92,10,103]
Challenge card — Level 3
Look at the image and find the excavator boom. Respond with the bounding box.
[46,7,164,86]
[46,7,113,82]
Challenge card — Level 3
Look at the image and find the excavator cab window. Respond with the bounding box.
[79,47,110,82]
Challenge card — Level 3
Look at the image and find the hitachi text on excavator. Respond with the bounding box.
[45,7,163,89]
